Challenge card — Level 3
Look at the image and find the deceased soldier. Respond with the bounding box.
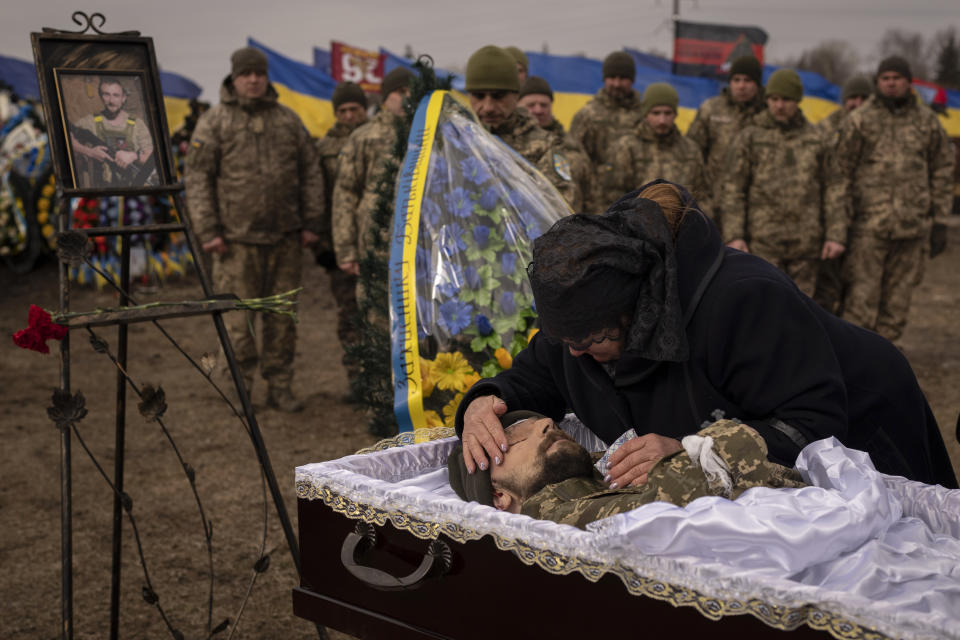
[448,410,806,528]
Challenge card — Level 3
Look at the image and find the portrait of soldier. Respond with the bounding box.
[65,75,158,188]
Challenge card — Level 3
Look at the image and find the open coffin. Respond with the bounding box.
[294,418,960,640]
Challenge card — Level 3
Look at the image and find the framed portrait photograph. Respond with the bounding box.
[55,70,161,189]
[31,27,176,195]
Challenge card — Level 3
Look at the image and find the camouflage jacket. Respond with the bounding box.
[316,120,363,254]
[543,118,594,213]
[522,421,806,529]
[569,88,644,211]
[184,79,324,245]
[491,109,581,211]
[817,107,848,149]
[686,88,766,202]
[827,94,955,240]
[720,110,837,253]
[331,108,402,264]
[604,122,711,213]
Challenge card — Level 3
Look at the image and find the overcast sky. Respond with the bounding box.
[2,0,956,100]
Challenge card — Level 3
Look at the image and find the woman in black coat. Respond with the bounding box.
[455,180,957,490]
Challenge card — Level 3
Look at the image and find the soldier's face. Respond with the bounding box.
[491,417,592,511]
[518,93,553,127]
[877,72,910,99]
[336,102,367,126]
[645,105,677,136]
[99,83,126,118]
[234,70,268,99]
[516,63,528,86]
[766,95,799,123]
[469,90,519,128]
[729,75,759,103]
[604,76,634,99]
[844,95,865,111]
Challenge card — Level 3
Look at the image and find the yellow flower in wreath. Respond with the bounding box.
[442,392,465,426]
[463,371,482,389]
[527,327,539,342]
[494,347,513,369]
[433,352,475,392]
[423,410,444,428]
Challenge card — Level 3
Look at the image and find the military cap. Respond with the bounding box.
[766,69,803,101]
[841,74,873,101]
[447,410,548,505]
[519,75,553,100]
[381,67,414,97]
[602,51,636,81]
[332,81,368,109]
[729,55,762,85]
[504,46,529,73]
[465,45,520,92]
[877,55,912,82]
[230,47,268,79]
[641,82,679,118]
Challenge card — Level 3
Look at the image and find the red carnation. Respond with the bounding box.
[12,305,69,354]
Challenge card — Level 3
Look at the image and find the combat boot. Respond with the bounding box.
[266,386,304,413]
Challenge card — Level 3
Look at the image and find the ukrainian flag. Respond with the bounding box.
[248,38,337,137]
[159,70,202,132]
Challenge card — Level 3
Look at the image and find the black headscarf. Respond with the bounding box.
[527,194,688,362]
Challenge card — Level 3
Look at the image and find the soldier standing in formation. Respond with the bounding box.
[721,69,839,297]
[518,75,594,211]
[185,47,324,412]
[604,82,710,210]
[315,81,368,375]
[687,55,767,231]
[813,74,873,313]
[569,51,644,212]
[830,56,954,342]
[464,46,581,211]
[504,46,529,85]
[332,67,413,284]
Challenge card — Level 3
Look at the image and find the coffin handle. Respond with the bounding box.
[340,522,452,590]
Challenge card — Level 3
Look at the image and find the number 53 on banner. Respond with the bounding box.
[330,41,385,92]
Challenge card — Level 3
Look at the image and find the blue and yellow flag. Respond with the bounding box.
[159,70,202,132]
[248,38,337,137]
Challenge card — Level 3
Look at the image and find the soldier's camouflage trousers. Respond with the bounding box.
[212,232,302,389]
[842,232,926,342]
[750,237,818,298]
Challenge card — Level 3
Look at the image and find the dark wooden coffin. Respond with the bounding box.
[293,495,844,640]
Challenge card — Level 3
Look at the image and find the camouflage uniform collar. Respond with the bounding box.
[598,87,642,110]
[520,473,609,516]
[871,90,917,115]
[374,108,403,126]
[328,120,363,138]
[490,108,537,137]
[542,118,565,136]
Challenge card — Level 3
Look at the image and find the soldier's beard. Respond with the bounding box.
[102,106,122,119]
[521,433,594,500]
[877,89,911,111]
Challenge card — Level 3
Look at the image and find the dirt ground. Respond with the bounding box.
[1,224,959,640]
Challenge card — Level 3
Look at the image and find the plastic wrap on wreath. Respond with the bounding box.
[390,90,571,434]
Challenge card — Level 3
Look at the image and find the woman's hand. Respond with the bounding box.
[461,395,508,473]
[605,433,683,488]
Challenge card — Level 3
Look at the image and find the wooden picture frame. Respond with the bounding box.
[31,28,176,196]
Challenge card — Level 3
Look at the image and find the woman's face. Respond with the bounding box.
[562,328,626,362]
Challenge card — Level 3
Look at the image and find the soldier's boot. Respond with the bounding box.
[266,385,304,413]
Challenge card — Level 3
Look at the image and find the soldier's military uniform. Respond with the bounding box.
[686,88,766,226]
[522,421,807,529]
[491,108,582,211]
[603,121,711,212]
[569,88,644,211]
[721,109,835,296]
[185,77,324,397]
[331,108,402,272]
[829,93,954,340]
[317,120,363,347]
[73,111,154,186]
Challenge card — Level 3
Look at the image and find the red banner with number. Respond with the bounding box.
[330,41,385,92]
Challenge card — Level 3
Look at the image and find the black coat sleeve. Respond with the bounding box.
[454,332,569,438]
[701,271,849,464]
